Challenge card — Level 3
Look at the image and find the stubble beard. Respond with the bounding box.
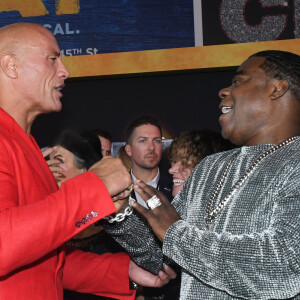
[133,154,160,171]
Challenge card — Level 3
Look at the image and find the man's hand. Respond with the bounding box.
[111,196,131,213]
[129,260,176,287]
[130,180,181,241]
[89,156,132,198]
[42,147,65,180]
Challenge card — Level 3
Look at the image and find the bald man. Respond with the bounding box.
[0,23,174,300]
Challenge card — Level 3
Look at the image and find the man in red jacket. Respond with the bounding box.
[0,22,174,300]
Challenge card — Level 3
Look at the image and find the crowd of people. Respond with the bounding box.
[0,21,300,300]
[43,117,232,300]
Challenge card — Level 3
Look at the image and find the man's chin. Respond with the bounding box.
[44,106,62,114]
[47,99,62,113]
[221,130,242,146]
[54,105,62,112]
[220,127,232,142]
[142,163,159,170]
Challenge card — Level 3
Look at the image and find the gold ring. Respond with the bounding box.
[126,184,134,192]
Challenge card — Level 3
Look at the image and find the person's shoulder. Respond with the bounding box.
[278,137,300,160]
[290,136,300,150]
[200,147,238,165]
[278,137,300,168]
[191,147,238,177]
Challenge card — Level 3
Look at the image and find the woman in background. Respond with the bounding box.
[168,128,234,197]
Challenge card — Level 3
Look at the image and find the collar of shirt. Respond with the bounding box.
[131,169,160,208]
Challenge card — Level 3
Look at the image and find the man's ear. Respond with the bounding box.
[270,79,289,100]
[0,54,18,79]
[125,144,132,157]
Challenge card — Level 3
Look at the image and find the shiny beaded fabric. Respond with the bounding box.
[106,140,300,299]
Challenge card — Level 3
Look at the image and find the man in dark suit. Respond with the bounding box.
[125,116,177,300]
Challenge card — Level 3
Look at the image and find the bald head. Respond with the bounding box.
[0,23,56,58]
[0,22,69,133]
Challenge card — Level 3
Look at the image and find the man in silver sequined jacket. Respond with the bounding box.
[106,50,300,299]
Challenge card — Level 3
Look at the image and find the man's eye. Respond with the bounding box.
[232,79,241,86]
[50,57,57,61]
[139,139,145,143]
[154,139,161,143]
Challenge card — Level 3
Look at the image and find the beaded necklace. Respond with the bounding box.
[205,136,297,230]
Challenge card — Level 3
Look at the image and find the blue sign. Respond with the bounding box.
[0,0,195,56]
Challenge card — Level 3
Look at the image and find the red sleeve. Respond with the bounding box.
[0,171,116,276]
[63,248,136,300]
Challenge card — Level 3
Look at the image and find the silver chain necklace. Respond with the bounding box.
[205,136,297,229]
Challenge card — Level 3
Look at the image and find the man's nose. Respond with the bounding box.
[148,141,155,150]
[58,59,70,79]
[218,86,230,100]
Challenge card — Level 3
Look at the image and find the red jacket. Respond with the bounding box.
[0,108,135,300]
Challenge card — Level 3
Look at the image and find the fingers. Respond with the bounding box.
[42,146,56,159]
[47,158,64,168]
[133,180,156,200]
[48,163,64,172]
[49,166,65,180]
[113,197,129,212]
[156,266,177,285]
[130,180,181,241]
[163,265,177,279]
[89,157,132,197]
[129,260,172,288]
[42,147,52,158]
[157,270,169,285]
[112,189,131,201]
[134,180,170,206]
[45,152,65,181]
[129,198,151,217]
[47,159,65,173]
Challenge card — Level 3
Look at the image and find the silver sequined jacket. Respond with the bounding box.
[106,141,300,299]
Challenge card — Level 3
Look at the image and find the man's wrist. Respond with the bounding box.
[104,206,133,223]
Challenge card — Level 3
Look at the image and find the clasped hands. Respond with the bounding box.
[43,147,181,241]
[42,148,177,287]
